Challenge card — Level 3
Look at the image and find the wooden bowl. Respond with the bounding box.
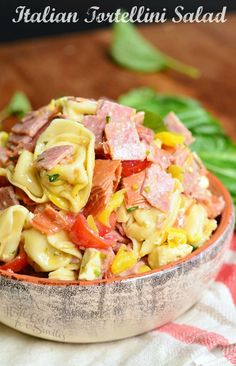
[0,173,234,343]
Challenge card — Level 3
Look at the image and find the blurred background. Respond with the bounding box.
[0,0,236,42]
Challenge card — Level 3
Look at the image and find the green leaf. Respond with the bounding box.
[0,91,31,120]
[110,21,199,78]
[118,87,236,209]
[142,109,166,133]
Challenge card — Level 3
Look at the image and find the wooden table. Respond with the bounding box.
[0,14,235,139]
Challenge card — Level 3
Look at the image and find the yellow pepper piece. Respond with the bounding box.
[155,132,185,147]
[0,132,9,147]
[111,247,137,275]
[87,215,99,233]
[168,164,184,182]
[166,227,187,247]
[96,189,126,227]
[138,264,151,273]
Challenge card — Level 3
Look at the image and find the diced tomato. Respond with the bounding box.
[121,160,150,178]
[69,214,113,249]
[31,205,68,234]
[0,246,28,273]
[95,220,112,236]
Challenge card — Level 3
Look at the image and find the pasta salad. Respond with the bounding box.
[0,97,225,281]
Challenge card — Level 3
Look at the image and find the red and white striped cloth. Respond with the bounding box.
[1,235,236,366]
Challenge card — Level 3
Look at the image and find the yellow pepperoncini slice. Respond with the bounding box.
[111,246,137,275]
[87,215,99,233]
[0,132,9,147]
[155,132,185,147]
[166,227,187,247]
[96,189,126,227]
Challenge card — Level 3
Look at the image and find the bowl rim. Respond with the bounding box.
[0,172,233,287]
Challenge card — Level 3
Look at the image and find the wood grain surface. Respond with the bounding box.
[0,14,235,139]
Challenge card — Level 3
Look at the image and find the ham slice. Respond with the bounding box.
[142,164,174,212]
[31,205,68,234]
[97,100,135,122]
[12,107,57,137]
[34,145,74,170]
[82,115,105,149]
[164,112,194,145]
[0,186,19,210]
[136,124,154,144]
[7,108,58,157]
[201,194,225,219]
[84,159,121,217]
[105,119,146,161]
[96,100,146,160]
[147,144,172,170]
[0,147,9,166]
[123,171,148,208]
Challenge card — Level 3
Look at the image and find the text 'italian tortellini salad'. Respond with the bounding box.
[0,97,225,281]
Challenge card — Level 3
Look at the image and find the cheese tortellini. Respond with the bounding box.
[0,205,29,262]
[7,150,47,202]
[23,228,72,272]
[34,118,95,212]
[53,97,98,122]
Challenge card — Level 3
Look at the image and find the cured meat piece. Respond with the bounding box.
[34,145,74,170]
[122,171,148,208]
[12,107,57,137]
[105,119,146,161]
[136,124,154,144]
[147,144,172,170]
[142,164,174,212]
[0,147,9,166]
[7,108,58,157]
[164,112,194,145]
[97,99,135,122]
[84,160,121,216]
[200,194,225,219]
[31,205,68,234]
[0,186,19,210]
[132,111,145,124]
[82,115,105,148]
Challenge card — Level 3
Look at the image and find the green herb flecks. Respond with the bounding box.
[127,206,139,213]
[110,21,199,78]
[0,91,31,121]
[48,174,60,183]
[106,115,111,123]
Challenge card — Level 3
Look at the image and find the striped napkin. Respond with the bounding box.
[1,235,236,366]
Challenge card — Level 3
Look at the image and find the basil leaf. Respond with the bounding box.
[110,21,199,78]
[142,110,166,133]
[0,91,31,120]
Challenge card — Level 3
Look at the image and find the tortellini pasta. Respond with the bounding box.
[125,207,165,242]
[148,243,193,269]
[0,205,29,262]
[6,150,47,202]
[53,97,97,122]
[48,267,77,281]
[47,231,82,260]
[23,228,72,272]
[34,118,95,212]
[184,204,207,244]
